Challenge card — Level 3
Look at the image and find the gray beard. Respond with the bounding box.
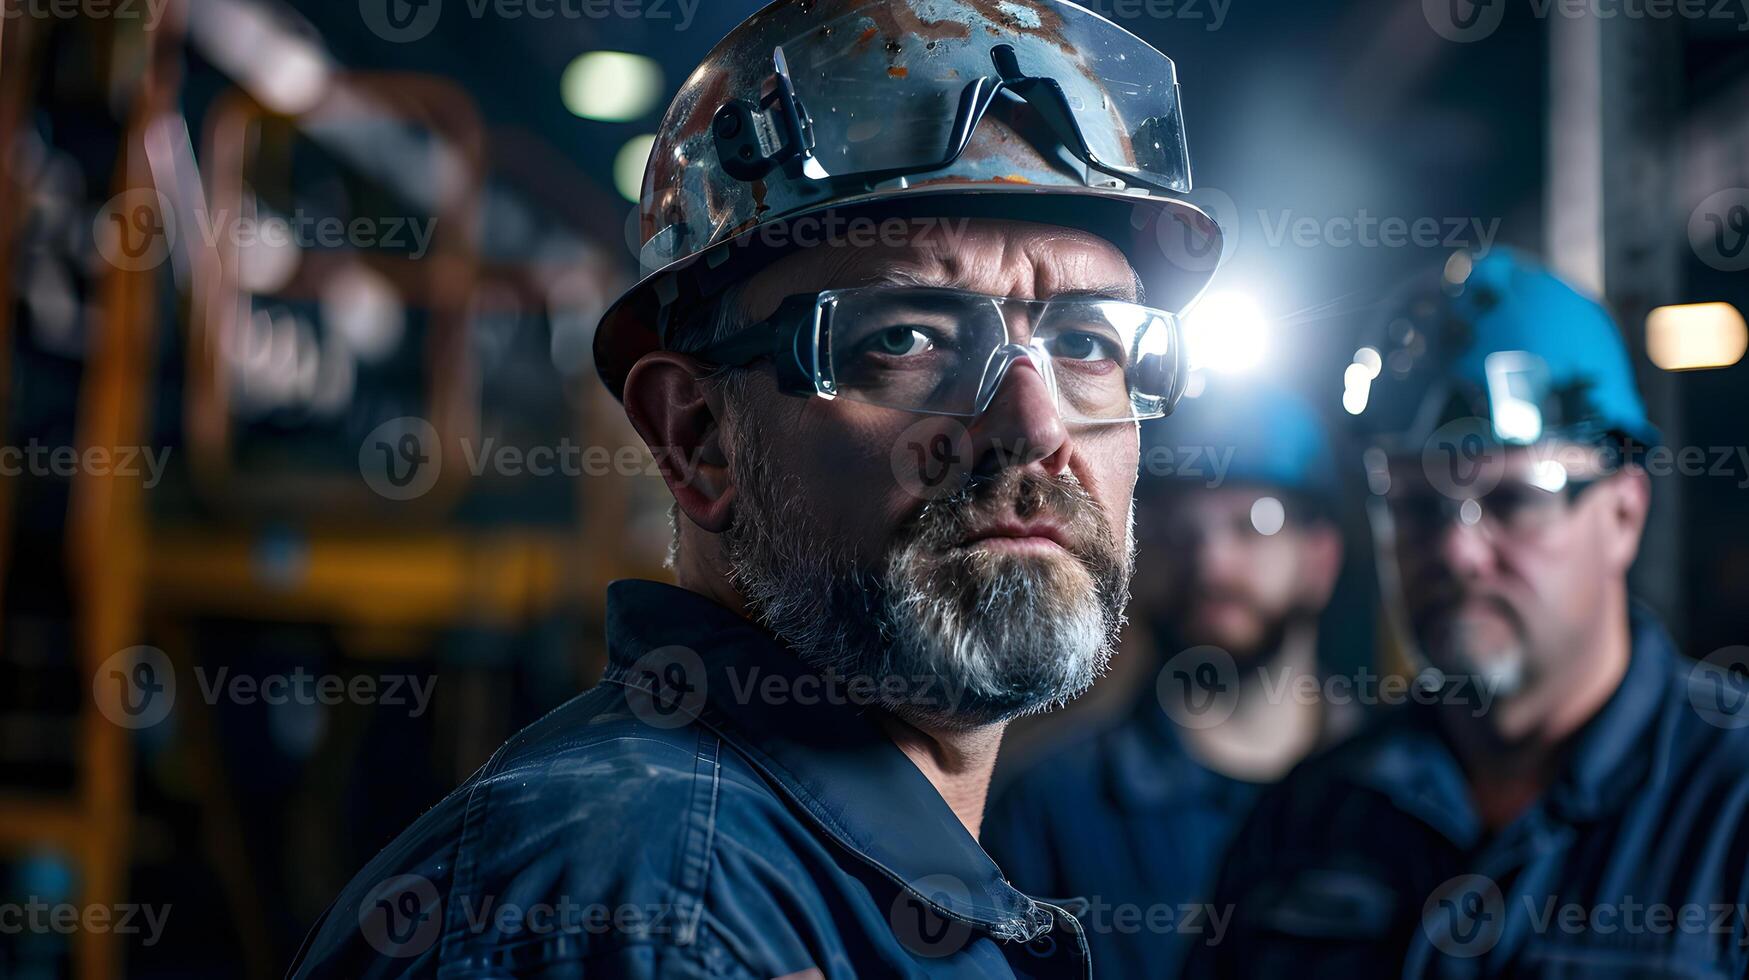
[720,411,1134,729]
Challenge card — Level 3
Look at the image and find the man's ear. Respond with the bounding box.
[1297,521,1345,609]
[622,352,736,534]
[1599,465,1652,573]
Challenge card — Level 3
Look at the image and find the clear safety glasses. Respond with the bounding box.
[1381,476,1604,543]
[694,286,1186,424]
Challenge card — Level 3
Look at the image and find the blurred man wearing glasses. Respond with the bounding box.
[1191,249,1749,979]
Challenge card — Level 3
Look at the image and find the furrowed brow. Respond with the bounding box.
[1049,282,1142,303]
[864,267,953,289]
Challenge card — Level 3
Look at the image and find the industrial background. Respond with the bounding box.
[1,0,1746,975]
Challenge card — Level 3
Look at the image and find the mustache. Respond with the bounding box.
[1412,587,1525,632]
[906,469,1113,562]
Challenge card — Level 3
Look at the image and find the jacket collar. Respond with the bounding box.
[600,579,1052,942]
[1336,605,1679,845]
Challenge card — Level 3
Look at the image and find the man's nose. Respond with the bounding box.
[1195,529,1245,583]
[1433,508,1497,580]
[967,356,1071,477]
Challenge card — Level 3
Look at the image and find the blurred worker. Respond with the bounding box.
[984,379,1349,979]
[1192,249,1749,978]
[290,0,1227,976]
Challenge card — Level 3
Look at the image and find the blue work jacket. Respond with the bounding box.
[1189,610,1749,979]
[289,580,1090,979]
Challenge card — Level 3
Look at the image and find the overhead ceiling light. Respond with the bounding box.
[1646,302,1747,372]
[562,51,664,122]
[614,135,657,202]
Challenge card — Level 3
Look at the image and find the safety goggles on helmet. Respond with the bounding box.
[715,36,1191,195]
[694,286,1187,424]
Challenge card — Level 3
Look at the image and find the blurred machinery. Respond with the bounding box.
[0,1,670,976]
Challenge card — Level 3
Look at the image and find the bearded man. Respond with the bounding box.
[289,0,1225,976]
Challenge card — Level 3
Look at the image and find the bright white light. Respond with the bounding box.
[1250,496,1286,536]
[191,0,332,116]
[1342,346,1381,415]
[1528,458,1569,494]
[1184,291,1268,374]
[252,35,332,116]
[1646,302,1748,371]
[1459,498,1483,526]
[1492,400,1543,445]
[1353,346,1382,379]
[614,134,657,202]
[321,262,404,363]
[237,214,300,294]
[562,52,664,122]
[1443,250,1474,286]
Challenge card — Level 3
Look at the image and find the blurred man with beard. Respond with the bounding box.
[1190,249,1749,979]
[983,380,1349,980]
[289,1,1227,976]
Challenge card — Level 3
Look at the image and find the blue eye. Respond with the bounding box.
[868,326,934,357]
[1051,331,1118,362]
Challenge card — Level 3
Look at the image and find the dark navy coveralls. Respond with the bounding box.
[1189,610,1749,979]
[289,580,1091,979]
[984,683,1264,979]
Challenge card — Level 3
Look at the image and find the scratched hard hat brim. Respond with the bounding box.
[592,185,1222,402]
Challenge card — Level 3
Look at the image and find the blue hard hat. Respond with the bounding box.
[1346,248,1658,450]
[1141,378,1339,504]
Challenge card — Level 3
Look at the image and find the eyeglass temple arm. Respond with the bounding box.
[690,293,820,395]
